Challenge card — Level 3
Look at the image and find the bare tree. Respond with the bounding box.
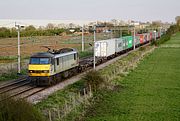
[175,16,180,25]
[152,21,162,27]
[46,23,55,29]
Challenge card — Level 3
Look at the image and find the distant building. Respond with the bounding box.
[96,25,110,33]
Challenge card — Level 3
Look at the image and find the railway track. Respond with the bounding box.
[0,77,27,90]
[1,42,151,103]
[0,77,46,102]
[0,81,31,94]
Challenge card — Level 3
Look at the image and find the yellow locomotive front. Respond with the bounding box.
[28,52,54,86]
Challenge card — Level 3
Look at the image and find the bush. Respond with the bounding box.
[139,46,146,51]
[0,95,45,121]
[83,70,104,91]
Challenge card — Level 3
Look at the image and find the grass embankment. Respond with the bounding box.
[36,45,154,121]
[83,33,180,121]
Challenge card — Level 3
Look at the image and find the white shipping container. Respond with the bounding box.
[115,38,123,53]
[95,39,116,57]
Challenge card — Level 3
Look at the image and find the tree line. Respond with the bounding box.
[0,25,69,38]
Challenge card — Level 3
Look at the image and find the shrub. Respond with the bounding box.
[151,39,158,46]
[83,70,104,91]
[0,95,45,121]
[139,46,146,51]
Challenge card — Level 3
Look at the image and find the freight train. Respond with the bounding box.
[94,31,161,58]
[28,31,162,86]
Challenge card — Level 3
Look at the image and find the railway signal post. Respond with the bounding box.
[15,22,24,74]
[82,25,84,51]
[93,25,96,70]
[133,27,136,50]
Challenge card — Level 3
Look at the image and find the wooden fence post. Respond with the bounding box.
[48,110,52,121]
[58,108,60,119]
[83,88,86,101]
[73,96,76,113]
[64,100,67,116]
[89,85,92,97]
[78,91,81,102]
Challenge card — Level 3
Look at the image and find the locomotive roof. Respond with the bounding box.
[31,49,78,58]
[31,52,54,58]
[54,51,77,58]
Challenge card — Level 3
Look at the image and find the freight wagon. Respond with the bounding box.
[95,39,116,57]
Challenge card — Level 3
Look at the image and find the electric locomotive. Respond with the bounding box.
[28,48,79,86]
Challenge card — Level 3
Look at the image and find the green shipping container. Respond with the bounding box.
[127,36,133,48]
[122,37,127,50]
[121,36,133,50]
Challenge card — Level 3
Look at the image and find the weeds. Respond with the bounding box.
[139,46,146,51]
[0,94,45,121]
[0,69,27,82]
[83,70,105,91]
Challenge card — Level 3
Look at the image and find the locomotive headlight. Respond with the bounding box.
[29,70,33,73]
[43,70,49,73]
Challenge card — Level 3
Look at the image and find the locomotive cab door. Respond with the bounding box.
[51,58,55,73]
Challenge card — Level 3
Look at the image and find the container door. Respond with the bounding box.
[140,35,144,44]
[95,42,107,57]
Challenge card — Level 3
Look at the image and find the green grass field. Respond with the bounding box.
[83,33,180,121]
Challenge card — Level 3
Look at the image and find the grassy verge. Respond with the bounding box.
[82,33,180,121]
[36,79,87,121]
[36,45,154,121]
[0,69,27,82]
[0,56,17,63]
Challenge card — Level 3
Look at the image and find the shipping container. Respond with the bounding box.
[115,38,123,53]
[149,32,153,41]
[122,37,127,50]
[136,34,144,44]
[95,39,116,57]
[152,32,156,40]
[122,36,133,49]
[156,32,159,39]
[135,36,140,45]
[147,33,150,41]
[127,36,133,48]
[158,32,160,38]
[143,33,148,42]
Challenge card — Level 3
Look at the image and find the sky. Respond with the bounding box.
[0,0,180,23]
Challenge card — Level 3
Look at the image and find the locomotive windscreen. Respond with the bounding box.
[30,58,50,64]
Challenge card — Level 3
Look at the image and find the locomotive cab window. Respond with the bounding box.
[56,58,59,65]
[30,58,50,64]
[74,53,76,60]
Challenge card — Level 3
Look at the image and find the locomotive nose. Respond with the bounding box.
[28,64,51,76]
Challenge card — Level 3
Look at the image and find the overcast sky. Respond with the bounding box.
[0,0,179,22]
